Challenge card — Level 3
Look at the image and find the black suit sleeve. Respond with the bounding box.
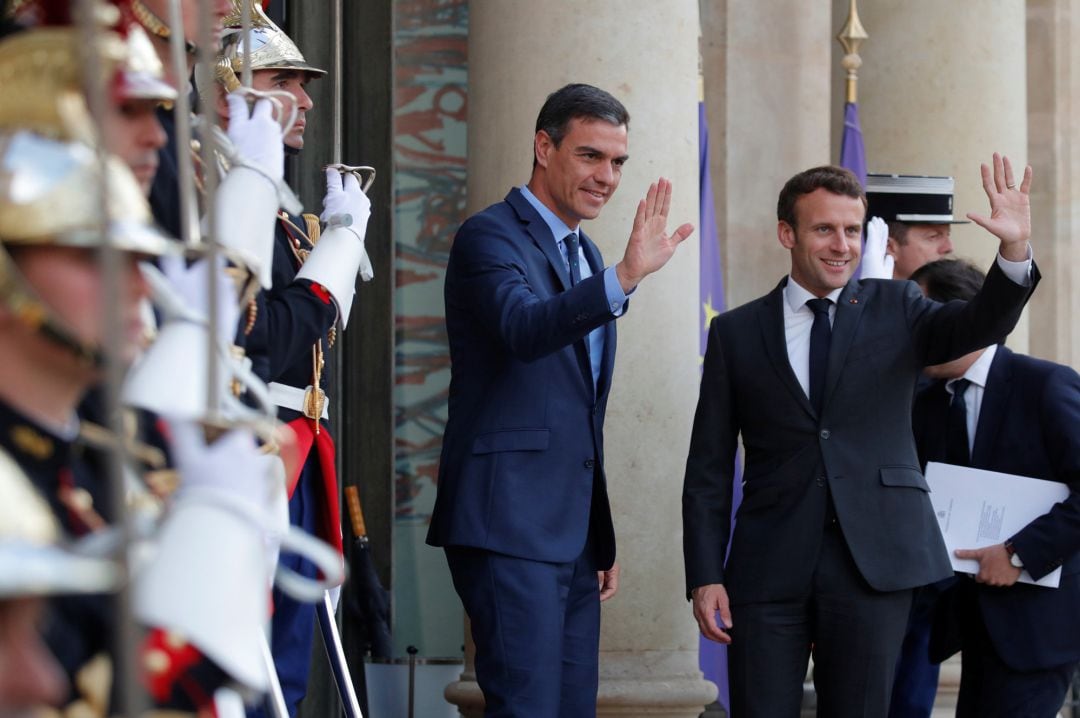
[682,316,740,596]
[1010,363,1080,580]
[907,261,1039,368]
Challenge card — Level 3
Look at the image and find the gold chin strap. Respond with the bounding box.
[0,248,103,368]
[131,0,171,40]
[131,0,196,54]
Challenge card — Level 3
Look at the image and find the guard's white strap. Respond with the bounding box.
[268,382,329,420]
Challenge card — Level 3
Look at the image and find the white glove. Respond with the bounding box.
[134,421,287,693]
[155,255,240,347]
[860,216,895,280]
[320,167,371,241]
[166,420,282,506]
[225,92,284,183]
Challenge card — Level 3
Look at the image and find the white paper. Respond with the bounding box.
[925,461,1069,588]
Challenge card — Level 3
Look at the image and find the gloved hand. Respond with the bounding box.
[155,255,240,348]
[166,420,282,507]
[320,167,371,241]
[225,92,284,183]
[860,216,895,280]
[134,420,285,693]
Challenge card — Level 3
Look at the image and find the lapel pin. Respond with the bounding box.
[849,298,859,304]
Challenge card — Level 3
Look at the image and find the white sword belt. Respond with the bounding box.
[268,382,329,421]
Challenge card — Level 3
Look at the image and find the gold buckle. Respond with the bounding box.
[303,386,326,422]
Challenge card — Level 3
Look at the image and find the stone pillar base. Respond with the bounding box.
[444,658,718,718]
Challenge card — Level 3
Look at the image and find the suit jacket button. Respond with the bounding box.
[820,429,831,439]
[817,476,826,487]
[584,459,596,470]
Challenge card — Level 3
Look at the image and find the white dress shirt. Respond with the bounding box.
[782,279,842,401]
[945,343,998,455]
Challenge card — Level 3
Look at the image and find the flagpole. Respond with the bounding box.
[836,0,868,104]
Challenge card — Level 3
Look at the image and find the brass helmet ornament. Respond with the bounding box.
[214,0,324,93]
[111,1,178,103]
[0,2,175,145]
[0,26,126,144]
[0,131,173,365]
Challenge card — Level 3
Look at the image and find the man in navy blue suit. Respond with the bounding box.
[909,258,1080,718]
[427,83,694,716]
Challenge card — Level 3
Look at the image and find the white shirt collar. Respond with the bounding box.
[519,185,577,245]
[783,276,844,314]
[949,344,998,392]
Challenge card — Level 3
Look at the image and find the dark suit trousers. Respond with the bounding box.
[954,582,1076,718]
[446,538,600,718]
[729,521,913,718]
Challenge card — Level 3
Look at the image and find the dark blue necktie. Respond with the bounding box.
[806,298,833,415]
[946,378,972,466]
[564,233,582,286]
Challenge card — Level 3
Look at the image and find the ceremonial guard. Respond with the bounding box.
[0,449,119,715]
[211,3,374,714]
[0,4,313,714]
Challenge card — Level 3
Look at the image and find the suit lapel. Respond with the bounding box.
[823,280,867,412]
[758,280,816,417]
[972,346,1011,466]
[506,190,594,398]
[916,380,951,465]
[581,232,612,401]
[506,189,572,292]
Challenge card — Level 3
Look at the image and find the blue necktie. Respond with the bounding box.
[564,233,582,286]
[946,378,972,466]
[806,298,833,415]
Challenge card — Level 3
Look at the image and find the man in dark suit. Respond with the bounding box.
[908,258,1080,718]
[427,83,693,716]
[682,156,1038,717]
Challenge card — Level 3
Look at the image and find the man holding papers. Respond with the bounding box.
[910,258,1080,718]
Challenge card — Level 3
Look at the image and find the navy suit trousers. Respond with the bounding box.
[446,539,600,718]
[955,581,1077,718]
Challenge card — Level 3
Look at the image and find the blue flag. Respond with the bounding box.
[698,100,743,713]
[840,101,867,279]
[840,101,867,187]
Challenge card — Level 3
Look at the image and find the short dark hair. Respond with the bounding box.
[776,166,867,229]
[532,83,629,163]
[909,258,985,303]
[886,220,910,246]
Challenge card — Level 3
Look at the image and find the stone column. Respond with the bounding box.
[450,1,715,716]
[1026,0,1080,369]
[704,0,835,311]
[831,0,1030,351]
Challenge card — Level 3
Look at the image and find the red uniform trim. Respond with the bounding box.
[283,418,343,555]
[142,628,205,706]
[308,282,333,305]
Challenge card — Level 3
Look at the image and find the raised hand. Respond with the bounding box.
[225,93,285,182]
[615,178,695,292]
[860,216,895,280]
[321,167,372,239]
[966,153,1032,261]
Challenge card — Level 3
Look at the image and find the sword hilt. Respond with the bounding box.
[344,485,367,539]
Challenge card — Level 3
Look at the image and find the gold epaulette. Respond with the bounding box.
[302,213,322,245]
[78,419,167,470]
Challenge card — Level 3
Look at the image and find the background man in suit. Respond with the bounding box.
[683,155,1037,717]
[909,258,1080,718]
[427,83,693,716]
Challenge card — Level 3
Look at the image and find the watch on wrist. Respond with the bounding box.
[1004,540,1023,569]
